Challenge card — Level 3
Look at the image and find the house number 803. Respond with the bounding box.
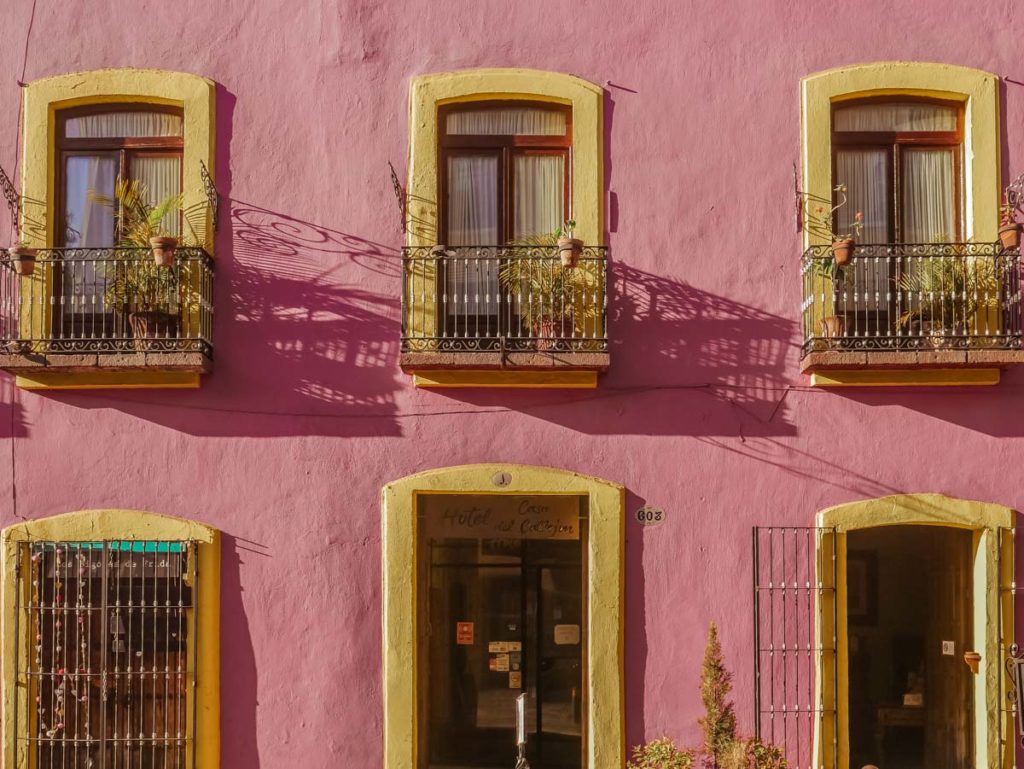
[635,506,665,526]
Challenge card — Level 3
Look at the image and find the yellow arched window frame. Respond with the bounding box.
[812,494,1013,769]
[1,509,220,769]
[381,463,624,769]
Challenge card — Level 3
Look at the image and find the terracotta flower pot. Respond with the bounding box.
[557,236,583,268]
[820,315,845,339]
[128,311,179,351]
[999,222,1021,250]
[149,236,179,267]
[535,319,562,352]
[964,651,981,674]
[831,238,855,266]
[8,246,38,276]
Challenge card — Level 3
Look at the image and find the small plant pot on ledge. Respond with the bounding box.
[999,222,1021,250]
[149,236,179,267]
[964,651,981,674]
[557,236,583,268]
[129,311,179,352]
[830,238,855,266]
[8,246,38,276]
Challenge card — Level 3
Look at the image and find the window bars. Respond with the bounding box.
[13,540,199,769]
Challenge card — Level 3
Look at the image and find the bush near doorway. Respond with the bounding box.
[627,624,787,769]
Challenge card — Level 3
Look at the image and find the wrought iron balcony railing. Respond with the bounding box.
[800,242,1022,357]
[401,245,608,355]
[0,247,214,360]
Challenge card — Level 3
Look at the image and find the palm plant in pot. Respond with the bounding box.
[896,250,1000,347]
[498,232,600,349]
[91,178,187,266]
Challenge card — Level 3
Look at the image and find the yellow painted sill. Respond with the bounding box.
[413,370,598,388]
[809,368,1000,387]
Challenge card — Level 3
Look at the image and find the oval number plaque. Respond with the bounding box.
[635,506,665,526]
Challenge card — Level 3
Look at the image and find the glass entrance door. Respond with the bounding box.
[418,494,587,769]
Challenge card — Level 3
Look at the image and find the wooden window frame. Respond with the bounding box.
[831,96,965,243]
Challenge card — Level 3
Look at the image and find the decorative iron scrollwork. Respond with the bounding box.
[389,161,406,233]
[200,160,219,233]
[1006,644,1024,747]
[0,164,20,239]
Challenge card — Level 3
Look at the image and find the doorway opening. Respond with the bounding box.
[846,526,974,769]
[417,493,588,769]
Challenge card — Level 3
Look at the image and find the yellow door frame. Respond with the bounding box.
[381,463,624,769]
[813,494,1014,769]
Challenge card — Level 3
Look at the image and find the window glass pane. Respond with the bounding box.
[447,155,498,245]
[64,154,117,248]
[133,155,183,237]
[834,103,957,132]
[65,111,183,138]
[513,155,564,239]
[902,149,956,243]
[835,149,889,243]
[447,108,566,136]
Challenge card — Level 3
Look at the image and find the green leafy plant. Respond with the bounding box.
[557,219,577,239]
[896,252,1000,334]
[700,623,738,766]
[627,738,694,769]
[497,231,601,332]
[91,177,193,247]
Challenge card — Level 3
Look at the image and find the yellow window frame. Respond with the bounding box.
[381,463,624,769]
[1,509,220,769]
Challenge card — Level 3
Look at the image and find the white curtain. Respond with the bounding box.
[835,150,889,311]
[64,154,117,312]
[65,111,182,138]
[133,156,183,237]
[835,149,889,243]
[447,155,499,318]
[446,108,565,136]
[902,149,956,243]
[513,155,564,239]
[834,103,957,132]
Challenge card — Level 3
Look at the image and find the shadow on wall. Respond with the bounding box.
[220,533,265,769]
[432,262,799,437]
[24,82,405,438]
[0,378,29,438]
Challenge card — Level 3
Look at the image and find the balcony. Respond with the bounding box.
[0,247,214,382]
[800,242,1024,384]
[401,245,608,386]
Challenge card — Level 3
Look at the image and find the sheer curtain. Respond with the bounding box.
[513,155,564,239]
[447,155,498,319]
[835,150,889,311]
[65,112,182,138]
[902,149,955,242]
[833,103,957,132]
[133,156,183,237]
[446,108,565,136]
[64,155,117,313]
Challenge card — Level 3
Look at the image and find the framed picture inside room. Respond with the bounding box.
[847,550,878,626]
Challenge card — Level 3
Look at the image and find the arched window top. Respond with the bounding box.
[443,101,568,137]
[62,105,183,139]
[833,99,959,133]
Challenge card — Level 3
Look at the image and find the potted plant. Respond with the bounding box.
[556,219,583,267]
[897,250,999,347]
[103,256,201,350]
[801,185,864,266]
[7,240,38,276]
[91,178,188,266]
[498,231,600,349]
[999,201,1020,250]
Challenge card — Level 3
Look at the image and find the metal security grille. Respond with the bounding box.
[14,540,198,769]
[753,526,837,769]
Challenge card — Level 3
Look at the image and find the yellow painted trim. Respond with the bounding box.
[810,368,1000,387]
[802,62,999,247]
[412,370,598,388]
[381,464,624,769]
[21,68,216,251]
[16,371,201,390]
[1,509,220,769]
[407,68,603,247]
[814,494,1013,769]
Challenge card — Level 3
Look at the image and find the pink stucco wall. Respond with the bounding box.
[1,0,1023,765]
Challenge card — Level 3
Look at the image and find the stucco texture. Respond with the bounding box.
[1,0,1023,766]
